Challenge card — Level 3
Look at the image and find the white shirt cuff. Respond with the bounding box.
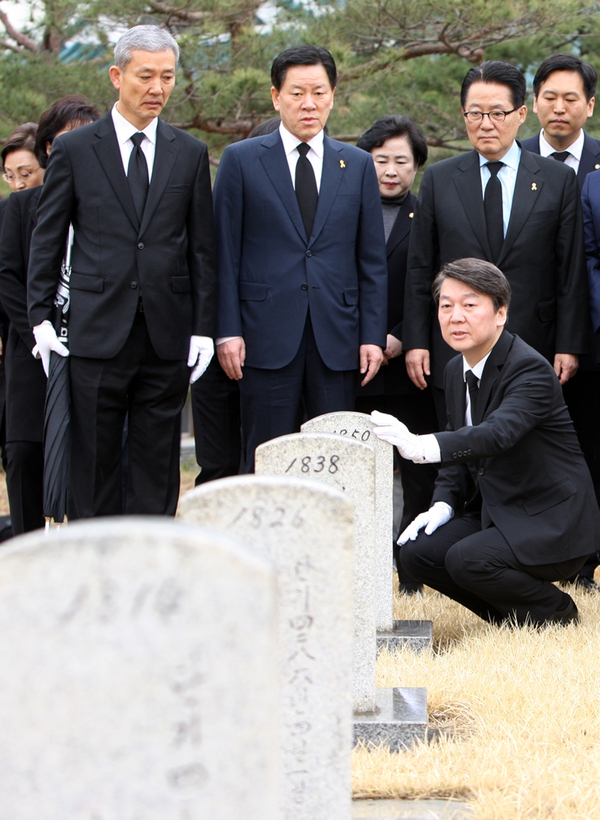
[216,336,242,346]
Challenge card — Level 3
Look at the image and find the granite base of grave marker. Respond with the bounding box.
[377,620,433,654]
[255,432,378,715]
[0,518,279,820]
[301,411,394,632]
[353,688,428,752]
[179,475,354,820]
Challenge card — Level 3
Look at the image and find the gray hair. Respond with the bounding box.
[114,25,179,70]
[432,258,511,313]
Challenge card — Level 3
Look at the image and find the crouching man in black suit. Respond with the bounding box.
[373,258,600,626]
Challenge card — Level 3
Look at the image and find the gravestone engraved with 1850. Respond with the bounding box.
[0,518,279,820]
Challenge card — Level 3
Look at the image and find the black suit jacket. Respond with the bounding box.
[520,131,600,191]
[404,145,589,385]
[0,187,46,442]
[27,113,217,360]
[358,191,420,396]
[432,331,600,565]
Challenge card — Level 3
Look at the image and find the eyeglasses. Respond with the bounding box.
[2,167,41,183]
[463,108,519,124]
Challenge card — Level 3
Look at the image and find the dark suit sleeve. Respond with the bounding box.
[553,168,589,354]
[27,139,74,328]
[214,146,245,338]
[355,156,387,348]
[403,166,438,350]
[186,142,218,337]
[0,193,35,350]
[434,354,555,463]
[582,173,600,333]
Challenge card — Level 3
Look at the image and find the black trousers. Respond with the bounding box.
[401,515,587,625]
[240,314,357,471]
[68,311,189,519]
[4,440,44,534]
[191,354,242,484]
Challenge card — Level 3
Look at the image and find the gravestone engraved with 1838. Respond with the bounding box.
[179,475,354,820]
[301,411,394,631]
[0,518,279,820]
[255,432,378,715]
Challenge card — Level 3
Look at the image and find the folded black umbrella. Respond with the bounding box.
[43,227,73,525]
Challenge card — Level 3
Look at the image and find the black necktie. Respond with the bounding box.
[551,151,570,163]
[295,143,318,240]
[484,161,504,263]
[465,370,479,423]
[128,132,149,222]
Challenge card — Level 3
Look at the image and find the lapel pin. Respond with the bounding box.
[531,182,538,191]
[339,160,346,168]
[409,212,414,218]
[596,164,600,170]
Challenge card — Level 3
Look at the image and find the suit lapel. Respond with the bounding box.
[446,355,466,430]
[92,113,139,233]
[29,189,40,227]
[497,148,542,267]
[139,120,178,238]
[259,131,306,242]
[309,137,345,245]
[475,330,513,424]
[578,132,600,185]
[452,151,493,259]
[386,192,415,256]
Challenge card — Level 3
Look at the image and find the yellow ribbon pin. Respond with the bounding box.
[340,160,346,168]
[531,183,537,191]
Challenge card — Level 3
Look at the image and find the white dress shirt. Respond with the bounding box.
[278,122,324,192]
[463,351,492,426]
[538,128,583,174]
[111,103,158,180]
[478,140,521,237]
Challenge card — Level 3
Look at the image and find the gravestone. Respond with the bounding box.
[301,411,394,631]
[302,412,433,653]
[255,432,377,715]
[179,475,354,820]
[256,433,428,750]
[0,518,279,820]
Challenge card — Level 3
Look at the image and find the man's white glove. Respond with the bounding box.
[32,320,69,377]
[371,410,441,463]
[188,336,214,384]
[398,502,454,545]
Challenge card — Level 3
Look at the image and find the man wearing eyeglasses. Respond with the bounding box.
[404,60,588,424]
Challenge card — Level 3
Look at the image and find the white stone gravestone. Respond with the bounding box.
[301,411,394,631]
[179,475,354,820]
[255,432,377,714]
[256,433,428,750]
[0,518,279,820]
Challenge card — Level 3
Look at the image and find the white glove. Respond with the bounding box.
[371,410,441,463]
[188,336,214,383]
[398,502,454,545]
[32,320,69,377]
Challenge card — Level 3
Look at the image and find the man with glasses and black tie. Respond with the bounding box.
[403,60,588,429]
[214,45,387,470]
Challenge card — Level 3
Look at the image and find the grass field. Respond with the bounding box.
[355,583,600,819]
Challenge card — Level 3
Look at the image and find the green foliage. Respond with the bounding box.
[1,0,600,159]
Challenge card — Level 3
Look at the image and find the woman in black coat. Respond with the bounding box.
[355,116,439,591]
[0,96,99,534]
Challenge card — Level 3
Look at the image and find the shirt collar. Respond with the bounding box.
[111,102,158,145]
[279,122,325,158]
[539,128,584,161]
[478,139,521,172]
[463,350,492,383]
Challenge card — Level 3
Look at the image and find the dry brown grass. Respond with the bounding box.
[354,583,600,819]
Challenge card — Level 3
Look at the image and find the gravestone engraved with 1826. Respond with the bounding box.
[179,475,354,820]
[0,518,279,820]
